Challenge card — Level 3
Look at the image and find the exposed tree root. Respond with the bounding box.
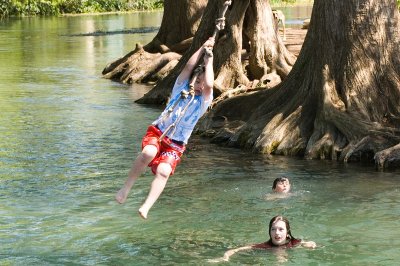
[102,44,181,84]
[375,144,400,170]
[196,0,400,171]
[102,0,400,170]
[135,0,296,104]
[210,81,263,108]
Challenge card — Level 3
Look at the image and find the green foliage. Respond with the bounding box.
[35,1,59,15]
[152,1,163,9]
[0,0,164,17]
[125,0,163,11]
[1,0,60,16]
[0,0,20,18]
[57,0,86,14]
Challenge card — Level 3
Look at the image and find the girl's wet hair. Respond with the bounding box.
[272,176,289,189]
[268,215,295,242]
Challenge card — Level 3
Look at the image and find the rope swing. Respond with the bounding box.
[159,0,232,142]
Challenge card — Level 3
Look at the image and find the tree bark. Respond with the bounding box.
[244,0,296,87]
[196,0,400,170]
[137,0,295,104]
[102,0,207,84]
[144,1,207,53]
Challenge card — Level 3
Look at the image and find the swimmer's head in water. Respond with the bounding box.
[272,177,291,193]
[268,215,294,246]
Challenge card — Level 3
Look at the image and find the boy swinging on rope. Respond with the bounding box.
[115,37,215,219]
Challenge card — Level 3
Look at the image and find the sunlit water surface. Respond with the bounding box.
[1,8,399,265]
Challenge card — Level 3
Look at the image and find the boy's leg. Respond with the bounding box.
[115,145,158,204]
[138,162,172,219]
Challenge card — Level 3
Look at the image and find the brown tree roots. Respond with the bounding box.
[196,65,400,170]
[102,43,181,84]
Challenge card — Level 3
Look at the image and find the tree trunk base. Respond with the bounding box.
[102,43,181,84]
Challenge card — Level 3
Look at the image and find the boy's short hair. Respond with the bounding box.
[272,176,289,189]
[190,65,205,79]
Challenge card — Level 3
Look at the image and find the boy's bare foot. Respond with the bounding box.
[138,206,149,219]
[115,187,129,204]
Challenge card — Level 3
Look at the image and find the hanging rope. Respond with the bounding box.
[159,0,232,142]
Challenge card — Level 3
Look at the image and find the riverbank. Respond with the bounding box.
[283,27,308,56]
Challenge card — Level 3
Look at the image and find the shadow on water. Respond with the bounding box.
[65,26,160,36]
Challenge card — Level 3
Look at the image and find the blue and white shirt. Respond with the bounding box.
[152,78,212,144]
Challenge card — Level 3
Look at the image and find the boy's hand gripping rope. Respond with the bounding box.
[159,0,232,142]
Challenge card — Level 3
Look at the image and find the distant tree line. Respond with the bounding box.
[0,0,163,17]
[0,0,313,18]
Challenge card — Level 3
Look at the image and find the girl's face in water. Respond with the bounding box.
[274,179,291,193]
[270,220,288,246]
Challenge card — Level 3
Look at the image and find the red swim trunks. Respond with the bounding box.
[142,125,186,175]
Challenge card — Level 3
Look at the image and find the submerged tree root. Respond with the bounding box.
[375,144,400,170]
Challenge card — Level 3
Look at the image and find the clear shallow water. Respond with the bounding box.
[276,5,313,28]
[1,10,400,266]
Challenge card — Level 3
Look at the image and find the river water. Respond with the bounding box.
[1,8,400,265]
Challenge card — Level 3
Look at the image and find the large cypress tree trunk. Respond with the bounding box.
[244,0,296,87]
[144,1,207,54]
[197,0,400,170]
[102,0,207,84]
[137,0,295,104]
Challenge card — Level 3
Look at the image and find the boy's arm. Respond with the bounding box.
[176,37,215,84]
[202,48,214,100]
